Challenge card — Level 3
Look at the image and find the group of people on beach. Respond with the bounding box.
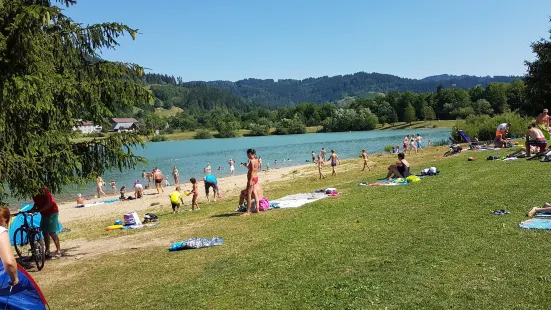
[311,148,341,179]
[392,134,428,155]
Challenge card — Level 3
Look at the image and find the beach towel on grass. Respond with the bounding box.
[270,192,328,209]
[535,213,551,217]
[519,218,551,230]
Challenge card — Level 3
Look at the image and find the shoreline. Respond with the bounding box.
[56,162,317,223]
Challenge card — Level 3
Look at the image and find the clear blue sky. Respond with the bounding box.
[66,0,551,81]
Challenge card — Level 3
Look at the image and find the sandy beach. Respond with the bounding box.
[56,163,318,223]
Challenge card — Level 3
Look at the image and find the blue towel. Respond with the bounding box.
[519,218,551,229]
[536,213,551,217]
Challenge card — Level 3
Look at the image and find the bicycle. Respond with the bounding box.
[12,212,45,271]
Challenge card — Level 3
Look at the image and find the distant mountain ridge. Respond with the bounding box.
[197,72,520,108]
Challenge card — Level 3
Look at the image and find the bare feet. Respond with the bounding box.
[527,207,538,217]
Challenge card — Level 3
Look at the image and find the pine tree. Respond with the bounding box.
[0,0,152,201]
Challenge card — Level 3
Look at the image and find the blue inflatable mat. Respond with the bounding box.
[519,218,551,230]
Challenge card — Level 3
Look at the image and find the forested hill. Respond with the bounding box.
[200,72,519,107]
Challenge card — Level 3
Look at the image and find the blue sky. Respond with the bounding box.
[66,0,551,81]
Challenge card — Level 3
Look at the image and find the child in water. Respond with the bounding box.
[190,178,199,211]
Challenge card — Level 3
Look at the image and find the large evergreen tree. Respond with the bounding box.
[0,0,152,201]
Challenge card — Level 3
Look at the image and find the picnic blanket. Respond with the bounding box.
[270,192,329,209]
[519,218,551,230]
[169,237,223,251]
[364,176,422,187]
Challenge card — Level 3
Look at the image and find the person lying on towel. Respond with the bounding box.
[386,152,410,180]
[527,203,551,217]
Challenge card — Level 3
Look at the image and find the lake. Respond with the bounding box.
[13,128,452,205]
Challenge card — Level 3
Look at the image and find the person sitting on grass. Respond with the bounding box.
[386,152,410,179]
[526,123,548,156]
[76,193,86,208]
[527,203,551,217]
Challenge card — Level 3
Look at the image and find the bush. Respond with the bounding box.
[432,124,438,128]
[384,145,393,153]
[150,135,168,142]
[452,112,531,142]
[322,108,379,132]
[247,123,270,136]
[160,128,174,135]
[194,129,213,139]
[274,116,307,135]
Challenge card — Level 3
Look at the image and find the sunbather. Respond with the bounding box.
[526,123,548,156]
[386,152,410,179]
[527,203,551,217]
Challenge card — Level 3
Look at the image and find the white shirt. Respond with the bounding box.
[0,226,7,235]
[497,123,509,131]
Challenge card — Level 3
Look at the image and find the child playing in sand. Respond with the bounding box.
[169,186,184,214]
[190,178,199,211]
[361,149,371,171]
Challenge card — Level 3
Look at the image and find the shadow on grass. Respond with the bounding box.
[211,212,242,218]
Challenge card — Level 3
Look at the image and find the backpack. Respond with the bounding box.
[258,198,271,211]
[143,213,158,223]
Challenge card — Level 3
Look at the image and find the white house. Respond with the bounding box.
[73,120,102,134]
[110,118,139,132]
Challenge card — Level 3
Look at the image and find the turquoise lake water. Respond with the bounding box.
[14,128,451,205]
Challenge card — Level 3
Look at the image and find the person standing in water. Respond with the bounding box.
[172,166,179,185]
[403,135,409,153]
[229,159,235,176]
[311,151,316,163]
[361,149,371,171]
[242,149,259,216]
[330,150,340,176]
[258,157,263,171]
[153,168,164,194]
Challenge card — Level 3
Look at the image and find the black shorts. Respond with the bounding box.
[171,202,180,211]
[155,179,162,184]
[204,181,218,194]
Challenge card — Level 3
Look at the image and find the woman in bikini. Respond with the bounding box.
[96,177,106,198]
[386,152,411,179]
[172,166,179,185]
[409,136,417,155]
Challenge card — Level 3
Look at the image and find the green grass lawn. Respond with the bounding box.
[37,147,551,309]
[378,120,461,130]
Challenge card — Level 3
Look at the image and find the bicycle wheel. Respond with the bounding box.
[13,227,31,261]
[30,232,46,271]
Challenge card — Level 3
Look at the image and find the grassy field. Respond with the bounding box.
[35,146,551,309]
[154,106,184,117]
[378,120,461,130]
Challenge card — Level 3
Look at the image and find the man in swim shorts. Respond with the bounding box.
[330,150,340,176]
[204,173,219,202]
[320,148,327,162]
[415,134,424,153]
[32,187,62,258]
[242,148,259,216]
[526,123,548,156]
[153,168,164,194]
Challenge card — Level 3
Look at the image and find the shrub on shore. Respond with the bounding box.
[451,112,531,142]
[195,129,214,139]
